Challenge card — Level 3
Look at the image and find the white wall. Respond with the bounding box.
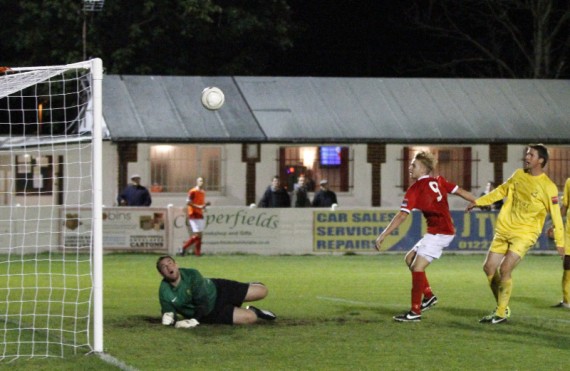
[86,142,533,210]
[0,141,555,210]
[102,141,119,207]
[120,143,248,208]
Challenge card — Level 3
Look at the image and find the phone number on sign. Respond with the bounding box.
[457,240,491,250]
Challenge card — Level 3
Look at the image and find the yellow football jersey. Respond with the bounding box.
[562,178,570,255]
[562,178,570,217]
[476,169,564,247]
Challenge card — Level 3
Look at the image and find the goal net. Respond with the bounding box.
[0,59,103,360]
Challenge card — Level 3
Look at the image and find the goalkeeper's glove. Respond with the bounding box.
[175,319,200,329]
[162,312,175,326]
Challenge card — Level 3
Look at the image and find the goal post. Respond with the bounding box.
[0,59,103,360]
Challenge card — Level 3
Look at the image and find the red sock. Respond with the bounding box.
[423,276,433,299]
[182,235,197,251]
[411,271,426,314]
[194,237,202,256]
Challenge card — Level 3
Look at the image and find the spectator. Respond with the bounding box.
[293,175,311,207]
[312,179,337,207]
[157,255,276,326]
[118,174,152,206]
[259,176,291,208]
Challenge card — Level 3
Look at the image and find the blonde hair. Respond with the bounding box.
[414,151,437,173]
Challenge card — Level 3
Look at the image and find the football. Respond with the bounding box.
[201,87,225,110]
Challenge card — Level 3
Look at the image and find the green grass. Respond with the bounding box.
[5,253,570,370]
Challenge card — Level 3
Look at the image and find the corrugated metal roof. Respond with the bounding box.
[103,75,264,142]
[103,75,570,144]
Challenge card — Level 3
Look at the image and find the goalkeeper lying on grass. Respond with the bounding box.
[157,255,276,327]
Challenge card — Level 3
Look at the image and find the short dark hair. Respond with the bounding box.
[156,255,174,272]
[528,143,549,168]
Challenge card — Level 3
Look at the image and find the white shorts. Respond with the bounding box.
[189,218,206,233]
[412,234,455,262]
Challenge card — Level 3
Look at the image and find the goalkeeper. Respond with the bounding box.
[156,255,276,327]
[467,144,565,324]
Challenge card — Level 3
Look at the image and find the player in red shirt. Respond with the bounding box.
[375,151,476,322]
[180,177,210,257]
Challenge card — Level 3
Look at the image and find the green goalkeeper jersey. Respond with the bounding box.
[159,268,217,319]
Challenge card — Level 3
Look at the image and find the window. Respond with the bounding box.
[15,154,53,195]
[401,146,474,191]
[279,146,351,192]
[539,146,570,189]
[150,145,222,193]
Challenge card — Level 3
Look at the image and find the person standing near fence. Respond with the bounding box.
[117,174,152,206]
[259,176,291,208]
[467,144,565,324]
[293,175,312,207]
[180,177,210,257]
[312,179,337,207]
[375,151,476,322]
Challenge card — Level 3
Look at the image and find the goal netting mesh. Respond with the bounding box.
[0,59,103,360]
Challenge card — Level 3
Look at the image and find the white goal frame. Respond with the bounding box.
[0,58,103,358]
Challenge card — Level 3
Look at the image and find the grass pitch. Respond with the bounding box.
[7,253,570,370]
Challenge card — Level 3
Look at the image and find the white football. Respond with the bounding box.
[201,87,225,110]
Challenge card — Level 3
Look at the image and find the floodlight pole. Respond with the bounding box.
[82,1,105,61]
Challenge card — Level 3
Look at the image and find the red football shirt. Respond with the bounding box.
[400,175,458,235]
[187,187,206,219]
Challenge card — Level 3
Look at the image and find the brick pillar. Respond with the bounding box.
[242,144,261,206]
[117,142,138,195]
[489,143,507,185]
[367,143,386,206]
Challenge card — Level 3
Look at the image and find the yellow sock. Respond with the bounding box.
[496,278,513,317]
[487,273,500,303]
[563,270,570,304]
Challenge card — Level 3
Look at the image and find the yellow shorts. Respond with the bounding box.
[565,232,570,255]
[489,231,536,258]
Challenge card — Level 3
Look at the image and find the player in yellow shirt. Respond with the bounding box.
[467,144,565,324]
[553,178,570,309]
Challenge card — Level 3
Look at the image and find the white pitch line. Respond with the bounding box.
[317,297,570,324]
[96,352,139,371]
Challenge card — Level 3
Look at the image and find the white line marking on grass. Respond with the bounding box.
[317,296,402,308]
[96,352,139,371]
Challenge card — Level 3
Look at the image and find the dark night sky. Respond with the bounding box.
[272,1,427,77]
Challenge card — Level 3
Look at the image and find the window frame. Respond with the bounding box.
[278,145,353,193]
[149,144,224,194]
[15,154,53,195]
[401,146,477,192]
